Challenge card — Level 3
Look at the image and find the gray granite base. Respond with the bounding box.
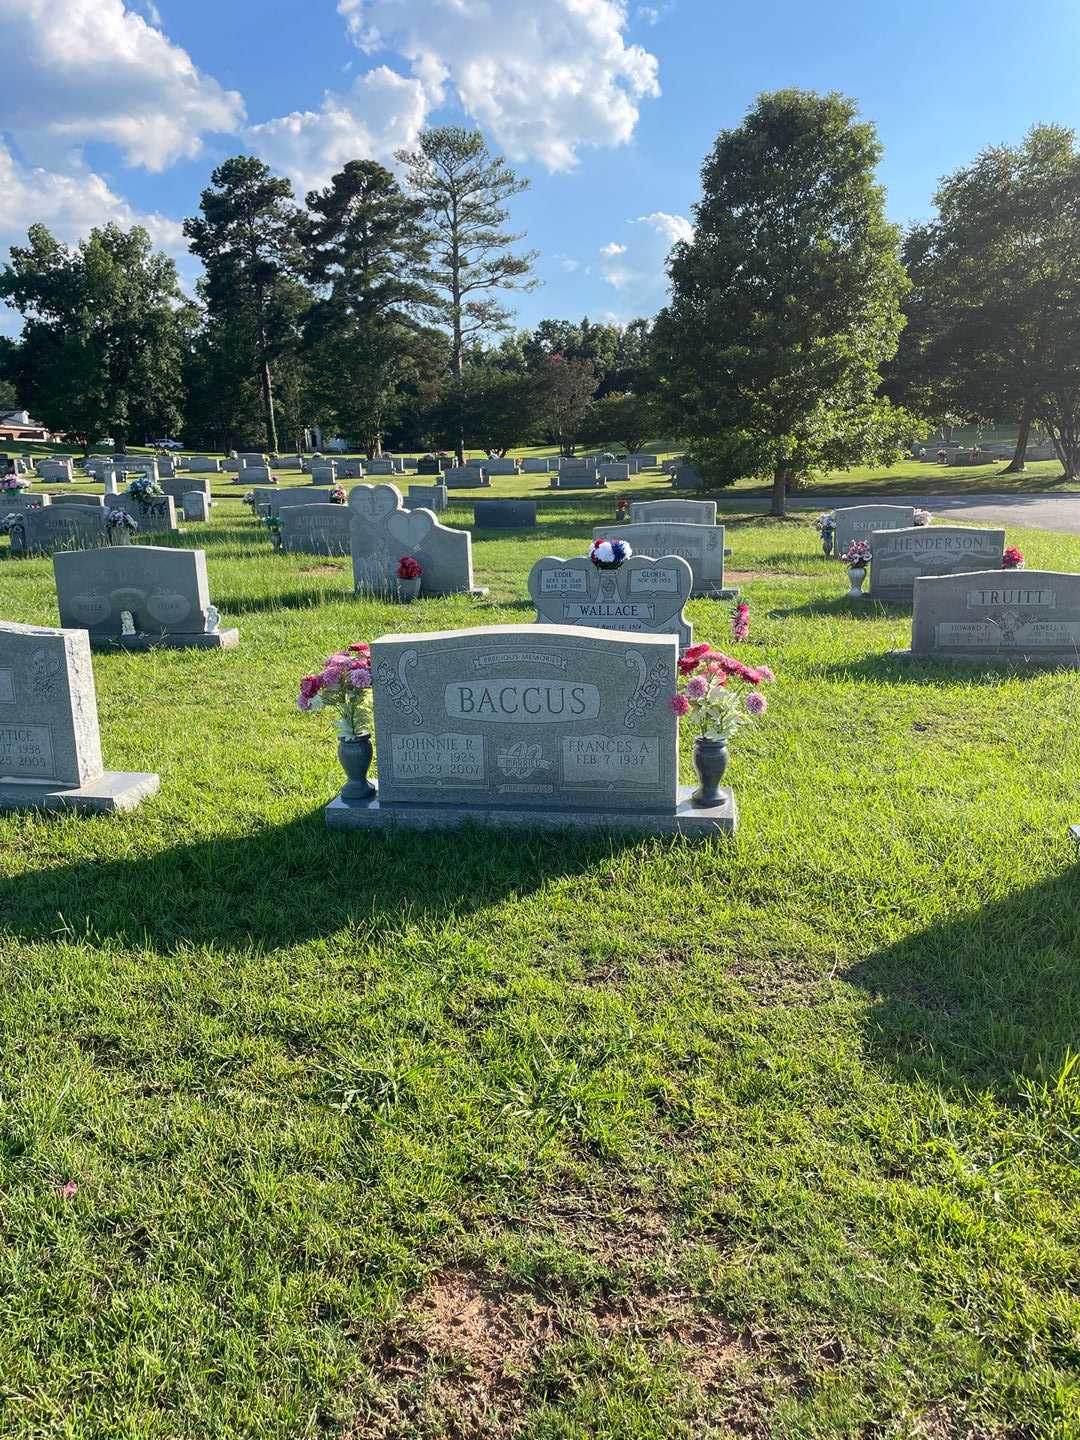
[326,783,737,837]
[0,770,160,814]
[889,647,1080,669]
[89,628,240,651]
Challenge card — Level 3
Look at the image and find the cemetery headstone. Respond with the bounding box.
[406,483,448,513]
[529,553,693,646]
[522,457,555,473]
[105,493,178,534]
[349,483,481,597]
[279,503,352,556]
[309,461,337,484]
[335,460,365,479]
[0,620,158,813]
[239,452,267,466]
[185,456,223,473]
[269,454,303,470]
[869,526,1007,603]
[593,521,732,598]
[182,492,209,522]
[416,457,449,475]
[326,624,734,835]
[445,467,491,488]
[37,459,74,483]
[366,458,396,476]
[50,493,104,507]
[254,486,338,516]
[159,476,210,509]
[10,505,109,554]
[901,569,1080,666]
[628,454,659,467]
[1,493,50,516]
[473,500,536,528]
[670,463,703,490]
[832,505,916,554]
[550,473,606,489]
[476,457,521,476]
[598,462,631,481]
[629,500,717,525]
[53,546,238,650]
[240,464,274,485]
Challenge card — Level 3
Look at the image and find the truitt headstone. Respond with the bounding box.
[833,504,916,555]
[903,570,1080,666]
[869,526,1006,604]
[529,553,693,647]
[0,621,158,812]
[326,624,734,834]
[53,546,238,650]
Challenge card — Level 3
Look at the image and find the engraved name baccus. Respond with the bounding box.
[445,679,601,721]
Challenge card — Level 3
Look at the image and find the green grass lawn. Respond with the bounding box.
[1,484,1079,1439]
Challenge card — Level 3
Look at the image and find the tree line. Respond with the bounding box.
[3,97,1080,514]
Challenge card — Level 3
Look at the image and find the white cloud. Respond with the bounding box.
[0,0,243,172]
[246,66,429,195]
[338,0,660,171]
[598,211,692,312]
[0,144,196,334]
[636,2,672,24]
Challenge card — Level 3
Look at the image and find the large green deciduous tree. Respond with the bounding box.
[301,159,439,457]
[653,90,909,515]
[184,156,303,453]
[0,222,188,451]
[888,125,1080,477]
[397,127,536,462]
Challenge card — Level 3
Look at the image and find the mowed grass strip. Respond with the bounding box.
[0,492,1078,1439]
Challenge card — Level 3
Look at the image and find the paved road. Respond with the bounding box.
[783,492,1080,535]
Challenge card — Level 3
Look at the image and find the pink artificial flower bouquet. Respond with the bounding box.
[670,643,774,742]
[298,643,373,738]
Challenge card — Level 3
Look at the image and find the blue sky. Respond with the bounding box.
[2,0,1079,334]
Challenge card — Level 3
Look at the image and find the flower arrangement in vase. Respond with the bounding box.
[104,508,138,542]
[329,485,347,504]
[298,643,375,802]
[242,490,256,509]
[0,474,29,492]
[670,643,774,807]
[396,554,422,601]
[815,512,836,557]
[1002,546,1025,569]
[615,496,631,522]
[589,536,632,597]
[126,475,163,504]
[913,508,933,526]
[839,539,872,596]
[260,513,283,549]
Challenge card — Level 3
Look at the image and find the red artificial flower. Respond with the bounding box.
[396,555,423,579]
[299,674,323,701]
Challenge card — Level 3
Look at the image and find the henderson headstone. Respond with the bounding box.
[407,483,448,513]
[869,526,1006,604]
[591,521,732,599]
[160,476,210,509]
[473,500,536,529]
[53,546,238,650]
[0,620,159,813]
[528,553,693,647]
[325,624,735,836]
[349,483,482,597]
[833,504,916,555]
[900,569,1080,666]
[279,503,352,556]
[629,499,717,525]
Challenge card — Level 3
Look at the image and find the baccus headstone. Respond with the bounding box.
[833,504,915,555]
[869,526,1006,604]
[591,522,731,599]
[0,621,158,812]
[325,625,734,835]
[349,483,481,597]
[53,546,238,650]
[902,570,1080,666]
[528,554,693,647]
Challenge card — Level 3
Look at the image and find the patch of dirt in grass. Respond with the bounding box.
[299,563,345,575]
[726,569,813,582]
[543,1192,672,1265]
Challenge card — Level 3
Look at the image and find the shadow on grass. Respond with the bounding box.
[767,595,902,621]
[815,653,1065,686]
[2,809,644,950]
[214,585,353,616]
[849,865,1080,1096]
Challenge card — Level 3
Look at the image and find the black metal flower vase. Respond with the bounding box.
[337,734,376,803]
[691,736,729,807]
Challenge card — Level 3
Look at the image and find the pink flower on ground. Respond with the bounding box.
[745,692,768,716]
[685,676,708,700]
[670,693,691,716]
[57,1180,78,1200]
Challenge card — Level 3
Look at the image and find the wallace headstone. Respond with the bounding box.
[529,553,693,647]
[350,483,480,597]
[591,521,731,598]
[903,570,1080,666]
[326,624,734,835]
[833,504,915,555]
[0,621,159,813]
[870,526,1006,603]
[53,546,238,650]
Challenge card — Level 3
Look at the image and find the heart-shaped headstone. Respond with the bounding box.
[528,553,693,647]
[348,483,401,521]
[387,509,434,549]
